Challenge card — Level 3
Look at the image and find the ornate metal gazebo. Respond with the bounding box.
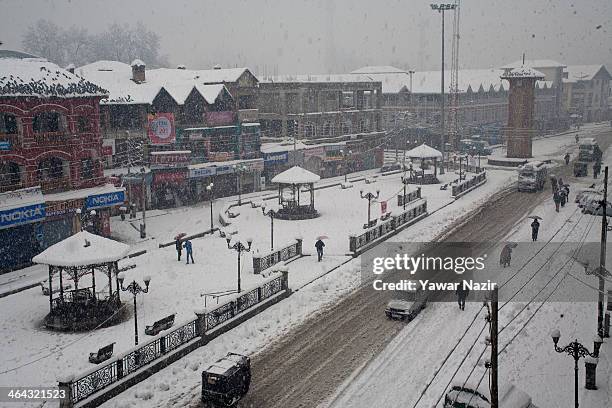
[32,231,130,331]
[405,143,443,184]
[271,166,321,220]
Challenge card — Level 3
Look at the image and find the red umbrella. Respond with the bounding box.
[174,232,187,240]
[317,235,329,240]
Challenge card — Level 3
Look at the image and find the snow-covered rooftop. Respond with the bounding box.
[261,73,377,84]
[43,184,124,203]
[0,57,108,98]
[405,143,442,159]
[501,66,545,79]
[351,66,408,74]
[32,231,130,267]
[77,61,246,105]
[563,65,611,83]
[272,166,321,184]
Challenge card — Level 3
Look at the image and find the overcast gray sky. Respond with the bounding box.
[1,0,610,74]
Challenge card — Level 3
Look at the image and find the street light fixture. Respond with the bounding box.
[360,190,380,227]
[233,164,248,206]
[118,273,151,346]
[340,149,352,182]
[262,205,279,251]
[206,182,214,231]
[550,329,601,408]
[430,2,457,175]
[227,237,253,293]
[75,208,98,232]
[400,175,410,210]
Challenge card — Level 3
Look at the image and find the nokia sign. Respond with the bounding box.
[0,203,46,230]
[86,190,126,210]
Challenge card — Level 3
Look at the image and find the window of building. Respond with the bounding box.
[304,123,315,138]
[81,158,94,180]
[0,113,18,134]
[77,116,91,133]
[33,111,63,133]
[342,120,352,134]
[37,157,66,180]
[0,162,22,191]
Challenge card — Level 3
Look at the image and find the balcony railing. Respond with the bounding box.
[34,132,69,145]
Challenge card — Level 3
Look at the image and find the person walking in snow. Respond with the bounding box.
[560,187,567,207]
[531,219,540,242]
[500,244,512,267]
[564,153,570,165]
[553,189,562,212]
[456,286,469,311]
[594,161,601,179]
[315,239,325,262]
[175,238,182,261]
[575,134,579,144]
[183,240,194,264]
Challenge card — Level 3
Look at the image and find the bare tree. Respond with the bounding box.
[22,20,64,65]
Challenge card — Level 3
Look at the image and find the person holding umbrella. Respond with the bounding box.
[175,236,183,261]
[529,216,541,241]
[564,153,570,165]
[315,236,326,262]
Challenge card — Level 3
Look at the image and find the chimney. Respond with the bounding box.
[131,59,146,83]
[65,63,75,74]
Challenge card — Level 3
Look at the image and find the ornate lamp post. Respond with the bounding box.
[233,164,248,206]
[206,182,214,231]
[227,237,253,293]
[118,273,151,346]
[340,149,352,182]
[75,208,97,233]
[360,190,380,227]
[400,175,410,210]
[262,205,279,251]
[550,329,603,408]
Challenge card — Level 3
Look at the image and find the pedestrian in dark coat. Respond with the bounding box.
[315,239,325,262]
[456,286,469,310]
[564,153,570,165]
[560,188,567,207]
[184,240,194,264]
[594,162,601,179]
[500,245,512,267]
[553,190,562,212]
[531,219,540,242]
[175,238,182,261]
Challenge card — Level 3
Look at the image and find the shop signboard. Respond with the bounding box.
[154,171,188,184]
[86,190,126,210]
[189,166,217,179]
[0,140,11,151]
[208,151,233,162]
[215,165,235,175]
[204,111,236,126]
[264,151,288,164]
[148,113,176,145]
[0,202,46,229]
[304,147,325,158]
[150,151,191,169]
[46,198,83,218]
[243,159,264,172]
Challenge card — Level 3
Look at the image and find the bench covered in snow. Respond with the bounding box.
[145,314,175,336]
[89,342,115,364]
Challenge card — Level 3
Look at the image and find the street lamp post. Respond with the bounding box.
[226,237,253,293]
[206,182,214,231]
[233,164,247,206]
[360,190,380,227]
[261,207,278,251]
[341,149,352,182]
[75,208,97,233]
[400,176,410,210]
[140,167,147,239]
[550,329,603,408]
[430,2,456,175]
[118,273,151,346]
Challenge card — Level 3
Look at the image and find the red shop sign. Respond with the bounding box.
[154,171,187,184]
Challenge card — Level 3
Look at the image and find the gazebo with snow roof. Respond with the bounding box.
[32,231,130,331]
[404,143,443,184]
[271,166,321,220]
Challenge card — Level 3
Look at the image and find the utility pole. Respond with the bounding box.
[598,166,608,337]
[490,286,499,408]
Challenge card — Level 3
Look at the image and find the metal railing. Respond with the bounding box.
[451,171,487,198]
[252,239,302,274]
[349,200,428,253]
[397,186,421,207]
[63,272,289,406]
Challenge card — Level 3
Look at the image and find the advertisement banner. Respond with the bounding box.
[0,203,46,229]
[208,151,233,162]
[86,190,126,210]
[154,171,187,184]
[150,151,191,169]
[46,198,83,218]
[243,159,264,172]
[189,166,217,179]
[380,201,387,215]
[304,147,325,158]
[215,165,235,175]
[264,151,288,164]
[204,111,236,126]
[0,140,11,151]
[148,113,176,145]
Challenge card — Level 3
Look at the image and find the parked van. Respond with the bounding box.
[518,161,547,192]
[578,138,602,162]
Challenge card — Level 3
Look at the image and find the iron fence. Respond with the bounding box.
[253,239,302,274]
[451,171,487,197]
[349,200,428,253]
[397,187,422,207]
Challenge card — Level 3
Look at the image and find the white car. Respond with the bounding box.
[384,287,427,321]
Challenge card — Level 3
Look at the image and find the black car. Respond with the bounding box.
[202,353,251,407]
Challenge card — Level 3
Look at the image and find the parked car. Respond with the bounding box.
[578,138,602,162]
[40,279,72,296]
[575,188,601,204]
[380,162,402,173]
[384,285,427,321]
[202,353,251,407]
[444,382,534,408]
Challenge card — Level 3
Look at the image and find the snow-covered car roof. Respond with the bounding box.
[387,299,413,310]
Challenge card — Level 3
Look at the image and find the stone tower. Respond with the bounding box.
[501,66,544,158]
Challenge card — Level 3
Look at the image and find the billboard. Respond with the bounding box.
[264,151,288,164]
[150,151,191,169]
[0,203,46,229]
[148,113,176,145]
[86,190,126,210]
[189,166,217,179]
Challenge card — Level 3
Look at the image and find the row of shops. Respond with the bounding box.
[0,185,126,272]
